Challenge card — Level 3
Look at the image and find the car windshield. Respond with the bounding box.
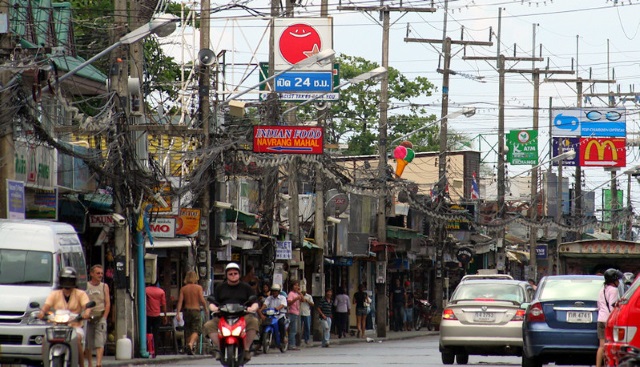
[452,283,525,303]
[538,278,603,301]
[0,249,53,285]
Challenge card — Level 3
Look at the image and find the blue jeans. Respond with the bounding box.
[320,317,332,346]
[288,313,300,347]
[301,315,312,343]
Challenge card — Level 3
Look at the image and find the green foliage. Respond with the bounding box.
[143,38,181,101]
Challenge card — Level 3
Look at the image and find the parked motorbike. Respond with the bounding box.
[618,346,640,367]
[260,308,288,354]
[29,300,95,367]
[208,296,256,367]
[414,299,436,331]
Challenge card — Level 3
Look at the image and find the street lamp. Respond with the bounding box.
[388,107,476,148]
[223,49,336,103]
[624,166,640,240]
[281,66,387,115]
[51,13,179,88]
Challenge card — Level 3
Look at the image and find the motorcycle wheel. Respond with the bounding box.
[51,355,65,367]
[226,345,239,367]
[279,330,288,353]
[262,331,272,354]
[415,314,423,331]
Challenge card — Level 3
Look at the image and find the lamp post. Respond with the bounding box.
[555,149,576,275]
[625,166,640,240]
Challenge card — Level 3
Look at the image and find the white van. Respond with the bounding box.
[0,219,88,365]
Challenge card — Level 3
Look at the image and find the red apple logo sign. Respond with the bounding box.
[278,23,322,65]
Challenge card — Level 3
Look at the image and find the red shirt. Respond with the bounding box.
[146,286,166,317]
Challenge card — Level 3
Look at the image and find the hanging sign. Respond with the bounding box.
[507,130,538,165]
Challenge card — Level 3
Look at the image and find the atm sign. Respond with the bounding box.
[579,137,626,167]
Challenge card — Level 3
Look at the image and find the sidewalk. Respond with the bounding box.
[100,328,437,366]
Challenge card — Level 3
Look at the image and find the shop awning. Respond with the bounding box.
[146,238,192,249]
[506,251,520,263]
[506,249,530,263]
[303,240,322,250]
[225,209,258,227]
[387,225,422,240]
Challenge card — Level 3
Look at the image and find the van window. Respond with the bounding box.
[61,250,87,290]
[0,249,53,285]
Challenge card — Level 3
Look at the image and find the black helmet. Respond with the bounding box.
[603,268,620,284]
[59,267,77,289]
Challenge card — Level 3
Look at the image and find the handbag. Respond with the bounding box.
[364,295,371,308]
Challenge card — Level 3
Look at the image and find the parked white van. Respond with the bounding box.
[0,219,87,365]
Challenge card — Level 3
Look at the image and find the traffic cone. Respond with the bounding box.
[395,159,408,177]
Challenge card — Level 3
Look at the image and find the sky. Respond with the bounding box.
[160,0,640,215]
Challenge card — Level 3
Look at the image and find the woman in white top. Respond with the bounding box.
[333,287,351,338]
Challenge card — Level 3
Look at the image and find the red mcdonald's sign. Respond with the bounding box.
[579,137,626,167]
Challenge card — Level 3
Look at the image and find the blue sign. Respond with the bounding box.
[274,72,333,93]
[7,179,25,220]
[551,108,626,138]
[551,137,579,167]
[580,122,626,137]
[536,244,548,260]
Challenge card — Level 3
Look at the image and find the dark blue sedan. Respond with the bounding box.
[522,275,604,367]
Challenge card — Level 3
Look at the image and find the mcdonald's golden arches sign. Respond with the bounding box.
[579,137,626,167]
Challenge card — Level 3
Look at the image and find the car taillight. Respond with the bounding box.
[511,309,526,322]
[614,326,638,343]
[442,308,458,321]
[526,302,545,323]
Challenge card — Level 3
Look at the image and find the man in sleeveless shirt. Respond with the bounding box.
[84,265,110,367]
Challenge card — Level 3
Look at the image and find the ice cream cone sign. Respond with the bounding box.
[393,141,415,178]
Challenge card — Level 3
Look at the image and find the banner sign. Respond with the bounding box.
[551,137,579,167]
[579,137,626,167]
[536,244,548,259]
[176,208,201,237]
[149,218,176,238]
[507,130,538,165]
[253,126,324,154]
[273,18,333,72]
[7,179,25,220]
[275,240,292,260]
[552,108,626,138]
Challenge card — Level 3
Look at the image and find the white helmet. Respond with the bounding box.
[271,283,281,292]
[225,262,240,273]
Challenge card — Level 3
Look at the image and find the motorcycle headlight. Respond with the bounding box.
[231,325,244,337]
[221,326,232,337]
[46,327,72,343]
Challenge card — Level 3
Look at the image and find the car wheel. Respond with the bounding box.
[442,349,455,365]
[456,352,469,365]
[522,355,542,367]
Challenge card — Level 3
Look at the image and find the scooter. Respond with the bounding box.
[30,300,95,367]
[414,299,436,331]
[618,345,640,367]
[208,296,256,367]
[260,308,288,354]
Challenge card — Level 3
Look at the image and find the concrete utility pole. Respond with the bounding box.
[0,0,13,219]
[404,9,492,310]
[112,0,134,351]
[199,0,212,291]
[337,0,435,338]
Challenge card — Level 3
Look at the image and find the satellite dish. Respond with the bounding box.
[198,48,215,66]
[325,192,349,216]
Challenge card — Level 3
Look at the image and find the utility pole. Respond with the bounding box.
[112,0,134,352]
[404,12,491,310]
[337,0,435,337]
[199,0,212,291]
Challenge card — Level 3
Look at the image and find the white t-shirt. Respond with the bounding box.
[300,293,314,316]
[264,294,288,319]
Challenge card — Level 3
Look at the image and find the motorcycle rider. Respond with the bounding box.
[38,267,93,367]
[203,263,259,361]
[259,283,288,346]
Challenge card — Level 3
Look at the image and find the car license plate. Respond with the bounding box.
[474,312,495,322]
[567,311,592,323]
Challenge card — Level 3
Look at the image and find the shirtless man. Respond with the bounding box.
[176,271,207,354]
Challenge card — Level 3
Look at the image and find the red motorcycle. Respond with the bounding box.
[209,296,256,367]
[414,299,436,331]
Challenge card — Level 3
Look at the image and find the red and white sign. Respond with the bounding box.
[253,126,324,154]
[274,18,333,72]
[89,214,115,228]
[579,137,626,167]
[150,218,176,238]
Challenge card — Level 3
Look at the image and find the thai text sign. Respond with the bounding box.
[253,126,324,154]
[579,137,626,167]
[275,240,292,260]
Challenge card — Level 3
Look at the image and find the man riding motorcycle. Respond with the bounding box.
[259,284,288,345]
[38,267,93,367]
[203,263,259,361]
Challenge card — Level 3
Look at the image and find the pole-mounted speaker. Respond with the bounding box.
[198,48,215,66]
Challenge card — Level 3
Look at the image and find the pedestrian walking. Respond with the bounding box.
[145,281,167,357]
[316,289,333,347]
[300,286,314,345]
[84,264,110,367]
[334,287,350,338]
[390,278,405,332]
[596,269,620,367]
[404,281,414,331]
[287,280,303,350]
[176,271,207,355]
[353,284,368,338]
